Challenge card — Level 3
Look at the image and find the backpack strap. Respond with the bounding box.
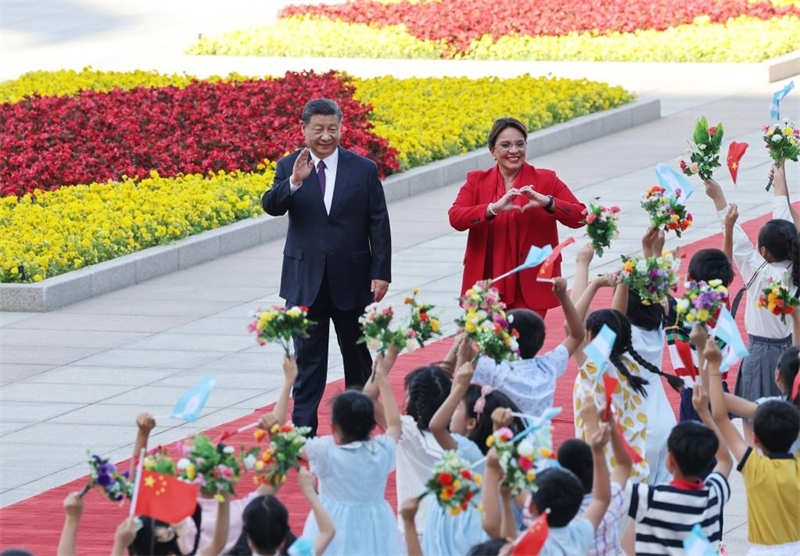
[731,261,769,319]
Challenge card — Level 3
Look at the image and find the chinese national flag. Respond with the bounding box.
[537,237,575,281]
[512,509,550,556]
[134,470,199,523]
[602,374,619,422]
[727,142,748,184]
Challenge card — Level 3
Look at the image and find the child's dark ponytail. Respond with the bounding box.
[586,310,649,397]
[625,338,684,392]
[758,219,800,287]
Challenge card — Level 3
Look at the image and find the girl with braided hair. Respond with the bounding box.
[573,309,654,482]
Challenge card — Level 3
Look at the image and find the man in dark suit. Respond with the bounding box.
[262,98,392,434]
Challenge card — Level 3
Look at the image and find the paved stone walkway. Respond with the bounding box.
[1,2,799,554]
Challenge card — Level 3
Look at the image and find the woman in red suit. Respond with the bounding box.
[448,117,586,317]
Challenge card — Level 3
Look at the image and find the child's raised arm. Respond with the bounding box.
[199,494,230,556]
[579,423,612,531]
[56,492,83,556]
[481,447,503,538]
[703,340,744,471]
[258,354,299,430]
[553,277,585,356]
[608,411,633,487]
[400,497,423,556]
[691,381,733,478]
[430,361,474,451]
[722,204,738,263]
[374,345,402,441]
[132,413,155,469]
[770,162,800,231]
[298,467,336,556]
[571,243,596,305]
[110,518,136,556]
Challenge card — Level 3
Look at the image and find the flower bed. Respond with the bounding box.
[186,0,800,62]
[0,69,632,282]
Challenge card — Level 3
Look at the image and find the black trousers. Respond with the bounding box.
[290,273,372,435]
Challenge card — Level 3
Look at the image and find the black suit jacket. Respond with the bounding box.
[262,147,392,311]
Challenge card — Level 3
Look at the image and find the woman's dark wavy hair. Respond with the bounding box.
[778,346,800,409]
[487,117,527,148]
[404,365,451,431]
[463,385,524,454]
[331,390,375,443]
[758,219,800,287]
[586,309,682,395]
[130,506,201,556]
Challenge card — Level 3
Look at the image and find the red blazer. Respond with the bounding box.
[448,163,585,311]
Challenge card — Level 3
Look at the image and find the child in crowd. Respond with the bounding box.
[426,360,523,556]
[556,403,632,556]
[664,248,734,423]
[483,416,613,555]
[627,382,732,555]
[704,168,800,441]
[573,308,654,481]
[362,352,451,540]
[463,277,584,417]
[267,346,403,556]
[704,338,800,554]
[613,227,683,484]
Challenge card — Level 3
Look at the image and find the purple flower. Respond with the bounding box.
[97,473,112,487]
[122,471,130,479]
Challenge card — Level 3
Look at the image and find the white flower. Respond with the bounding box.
[367,338,381,351]
[699,144,706,150]
[477,310,488,320]
[242,454,257,471]
[635,260,649,273]
[510,338,519,352]
[677,299,691,312]
[405,339,417,352]
[772,134,783,143]
[177,458,190,470]
[507,314,514,324]
[223,446,234,454]
[684,149,692,155]
[517,440,535,458]
[286,306,301,317]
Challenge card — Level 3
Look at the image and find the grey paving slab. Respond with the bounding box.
[97,385,264,408]
[0,422,33,437]
[150,369,286,391]
[59,297,237,317]
[28,365,179,386]
[168,317,264,336]
[0,383,131,404]
[47,404,177,426]
[0,363,57,385]
[0,312,37,327]
[74,348,228,369]
[0,329,148,349]
[0,346,103,366]
[2,313,196,333]
[1,423,141,448]
[122,333,253,353]
[0,401,86,423]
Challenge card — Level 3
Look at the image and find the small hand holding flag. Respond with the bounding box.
[493,244,553,283]
[512,508,550,556]
[536,237,575,282]
[726,142,748,185]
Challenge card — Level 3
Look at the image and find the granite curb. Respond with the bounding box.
[0,98,660,312]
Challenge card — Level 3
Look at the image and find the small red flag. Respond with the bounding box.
[537,237,575,282]
[791,366,800,401]
[727,142,748,184]
[214,429,236,443]
[513,508,550,556]
[134,470,199,523]
[602,374,619,422]
[616,421,644,464]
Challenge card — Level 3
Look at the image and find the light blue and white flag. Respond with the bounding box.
[655,163,693,204]
[493,244,553,283]
[712,307,749,373]
[683,523,717,556]
[171,373,216,422]
[770,80,795,121]
[583,324,617,377]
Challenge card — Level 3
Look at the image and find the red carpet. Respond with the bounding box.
[0,204,792,554]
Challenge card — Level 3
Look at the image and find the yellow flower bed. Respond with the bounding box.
[465,16,800,63]
[352,75,633,170]
[185,14,800,63]
[0,165,273,283]
[187,16,446,59]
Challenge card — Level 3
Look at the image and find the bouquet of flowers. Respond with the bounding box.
[640,186,693,237]
[359,303,416,354]
[405,287,442,348]
[252,422,311,487]
[763,120,800,190]
[177,435,242,500]
[680,116,723,180]
[675,280,729,327]
[143,447,177,475]
[79,453,132,502]
[757,274,799,324]
[486,426,557,497]
[620,251,681,305]
[423,451,482,516]
[248,305,315,356]
[582,201,620,257]
[456,282,519,364]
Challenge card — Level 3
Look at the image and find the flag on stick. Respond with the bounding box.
[583,324,616,375]
[512,508,550,556]
[727,142,748,184]
[537,237,575,282]
[770,81,795,120]
[133,471,199,523]
[493,245,552,283]
[712,307,749,373]
[171,373,216,422]
[655,163,693,204]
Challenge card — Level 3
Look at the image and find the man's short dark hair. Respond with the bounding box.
[667,421,718,477]
[532,467,584,527]
[557,439,593,494]
[301,98,343,125]
[754,399,800,454]
[508,309,545,359]
[688,249,734,287]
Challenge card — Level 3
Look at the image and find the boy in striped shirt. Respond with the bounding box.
[626,385,732,555]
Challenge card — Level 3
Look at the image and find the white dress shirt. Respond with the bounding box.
[716,196,794,339]
[290,148,339,214]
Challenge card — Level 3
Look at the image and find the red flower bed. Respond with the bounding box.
[281,0,800,53]
[0,71,399,196]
